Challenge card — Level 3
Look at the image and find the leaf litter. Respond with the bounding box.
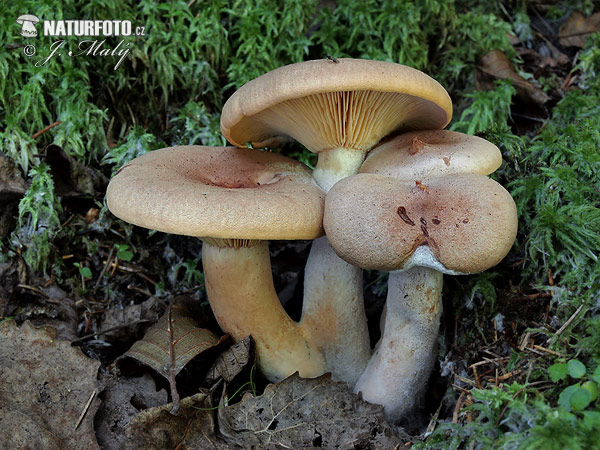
[0,320,102,449]
[218,373,404,449]
[123,298,225,412]
[94,373,168,450]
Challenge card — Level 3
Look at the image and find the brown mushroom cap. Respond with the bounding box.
[221,59,452,153]
[106,146,325,240]
[360,130,502,180]
[324,173,517,273]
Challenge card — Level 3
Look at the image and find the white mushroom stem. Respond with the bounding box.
[354,266,443,423]
[303,148,371,387]
[300,236,371,386]
[202,238,327,382]
[312,148,367,193]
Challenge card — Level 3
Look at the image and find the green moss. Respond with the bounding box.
[9,163,61,273]
[1,2,599,445]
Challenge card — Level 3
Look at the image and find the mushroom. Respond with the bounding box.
[106,145,328,382]
[360,129,502,179]
[221,58,452,192]
[16,15,40,37]
[324,130,518,421]
[220,59,453,386]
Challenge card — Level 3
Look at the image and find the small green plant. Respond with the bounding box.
[549,360,600,412]
[115,244,134,262]
[170,257,205,290]
[73,262,93,280]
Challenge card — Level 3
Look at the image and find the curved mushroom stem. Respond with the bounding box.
[354,266,443,423]
[202,238,327,382]
[300,236,371,386]
[312,148,367,193]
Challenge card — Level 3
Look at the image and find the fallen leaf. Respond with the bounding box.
[95,373,168,450]
[13,280,79,340]
[477,50,550,105]
[0,259,27,316]
[0,320,102,449]
[559,11,600,48]
[0,152,27,200]
[0,153,28,237]
[206,336,254,384]
[45,144,108,197]
[218,373,403,449]
[123,300,222,411]
[122,391,232,449]
[99,296,159,342]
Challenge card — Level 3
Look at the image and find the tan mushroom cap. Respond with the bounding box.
[360,130,502,180]
[106,146,325,240]
[324,173,517,273]
[221,59,453,153]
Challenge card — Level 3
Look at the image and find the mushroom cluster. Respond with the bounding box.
[106,59,517,423]
[325,130,517,421]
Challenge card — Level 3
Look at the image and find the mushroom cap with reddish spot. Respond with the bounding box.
[324,173,517,273]
[221,59,453,153]
[106,146,325,240]
[360,130,502,180]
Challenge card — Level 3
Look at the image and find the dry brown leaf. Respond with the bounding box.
[95,373,168,450]
[218,373,403,449]
[0,152,27,200]
[14,281,79,340]
[206,336,254,384]
[559,11,600,48]
[0,153,28,238]
[99,296,159,342]
[0,320,102,449]
[45,144,109,197]
[124,300,222,411]
[122,391,233,449]
[478,50,550,105]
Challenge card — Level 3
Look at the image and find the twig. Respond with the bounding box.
[452,384,471,393]
[508,292,552,301]
[16,284,49,299]
[532,345,564,357]
[525,347,545,356]
[452,391,467,423]
[127,283,154,297]
[61,214,75,228]
[547,303,586,344]
[32,121,62,139]
[519,332,531,351]
[469,356,509,369]
[168,306,181,414]
[455,375,477,387]
[496,370,521,382]
[110,257,119,277]
[93,247,115,293]
[103,260,157,284]
[74,390,96,430]
[425,399,443,435]
[472,366,482,389]
[70,319,151,343]
[483,349,502,359]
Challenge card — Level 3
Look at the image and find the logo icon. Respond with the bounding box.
[16,14,40,38]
